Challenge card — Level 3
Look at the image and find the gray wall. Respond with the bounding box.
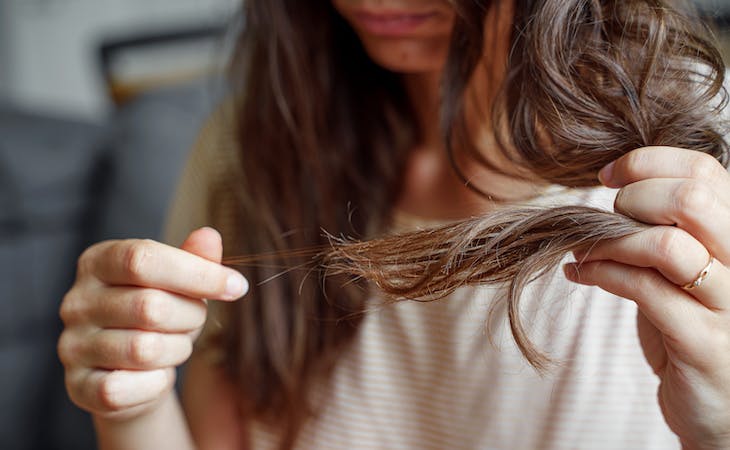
[0,0,235,120]
[0,0,12,101]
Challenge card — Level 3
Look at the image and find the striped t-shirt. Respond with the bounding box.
[165,114,679,449]
[245,187,678,450]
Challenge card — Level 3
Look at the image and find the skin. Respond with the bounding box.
[59,228,246,449]
[57,1,730,449]
[331,0,494,220]
[565,147,730,449]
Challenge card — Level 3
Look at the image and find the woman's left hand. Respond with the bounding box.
[563,146,730,450]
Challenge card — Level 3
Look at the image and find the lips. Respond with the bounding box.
[352,10,439,37]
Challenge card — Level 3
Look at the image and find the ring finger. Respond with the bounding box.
[575,225,730,311]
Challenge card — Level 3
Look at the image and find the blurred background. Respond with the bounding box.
[0,1,729,449]
[1,0,236,449]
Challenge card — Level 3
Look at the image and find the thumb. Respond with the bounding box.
[180,227,223,264]
[180,227,247,301]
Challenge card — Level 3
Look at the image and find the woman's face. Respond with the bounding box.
[330,0,455,73]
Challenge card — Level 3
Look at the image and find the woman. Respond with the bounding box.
[58,0,730,448]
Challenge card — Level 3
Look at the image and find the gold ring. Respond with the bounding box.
[682,256,715,290]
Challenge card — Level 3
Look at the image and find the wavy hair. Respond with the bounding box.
[209,0,727,447]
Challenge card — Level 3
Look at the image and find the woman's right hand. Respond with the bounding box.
[58,227,248,421]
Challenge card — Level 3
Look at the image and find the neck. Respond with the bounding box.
[396,71,491,221]
[396,70,546,221]
[403,71,444,150]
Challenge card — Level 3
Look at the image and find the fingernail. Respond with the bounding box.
[572,250,586,262]
[598,161,615,186]
[563,263,578,281]
[225,273,249,299]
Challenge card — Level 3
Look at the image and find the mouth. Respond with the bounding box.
[352,10,440,37]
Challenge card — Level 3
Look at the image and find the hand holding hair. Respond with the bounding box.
[564,146,730,450]
[58,228,248,421]
[223,148,730,449]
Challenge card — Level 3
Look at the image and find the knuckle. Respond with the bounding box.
[121,240,155,283]
[129,333,162,367]
[688,153,722,180]
[621,150,650,178]
[168,337,194,366]
[76,245,99,278]
[180,338,194,361]
[63,370,89,410]
[632,269,663,293]
[131,290,170,329]
[97,373,125,412]
[64,379,83,408]
[57,331,80,366]
[59,292,83,325]
[673,179,717,220]
[652,227,688,262]
[613,188,630,214]
[191,306,208,330]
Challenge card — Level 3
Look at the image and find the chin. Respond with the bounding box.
[330,0,454,75]
[359,36,450,74]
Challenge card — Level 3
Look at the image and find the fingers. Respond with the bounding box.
[589,146,730,307]
[574,226,730,311]
[60,228,241,419]
[80,239,248,301]
[180,227,223,263]
[66,368,175,416]
[61,286,207,333]
[599,146,730,193]
[563,261,713,360]
[612,178,730,263]
[60,329,193,370]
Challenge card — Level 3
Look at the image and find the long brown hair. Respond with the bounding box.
[208,0,727,446]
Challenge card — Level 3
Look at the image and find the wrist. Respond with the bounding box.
[93,391,195,450]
